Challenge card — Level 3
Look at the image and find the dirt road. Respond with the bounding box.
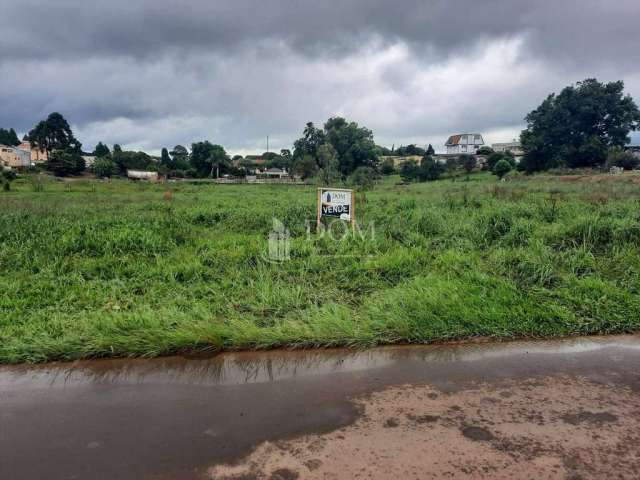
[2,336,640,479]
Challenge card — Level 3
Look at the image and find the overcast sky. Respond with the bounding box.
[2,0,640,155]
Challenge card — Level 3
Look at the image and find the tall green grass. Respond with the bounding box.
[1,173,639,363]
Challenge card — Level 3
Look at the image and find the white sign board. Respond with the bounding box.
[317,188,355,226]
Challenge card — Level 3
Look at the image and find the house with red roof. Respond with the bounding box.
[445,133,484,154]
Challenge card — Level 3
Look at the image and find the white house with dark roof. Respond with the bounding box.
[445,133,484,154]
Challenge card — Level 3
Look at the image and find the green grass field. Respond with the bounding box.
[1,173,639,363]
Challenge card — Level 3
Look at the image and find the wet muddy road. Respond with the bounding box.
[2,336,640,479]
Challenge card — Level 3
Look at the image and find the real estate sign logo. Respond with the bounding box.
[317,188,355,227]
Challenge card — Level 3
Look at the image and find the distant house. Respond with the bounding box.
[259,167,289,179]
[492,141,524,157]
[18,142,48,164]
[127,170,158,181]
[445,133,484,154]
[0,144,31,169]
[82,155,96,168]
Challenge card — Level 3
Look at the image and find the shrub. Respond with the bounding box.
[459,154,477,174]
[418,156,444,182]
[476,146,494,155]
[493,159,513,179]
[380,158,396,175]
[350,166,377,191]
[92,158,117,178]
[399,159,419,183]
[1,170,17,191]
[45,149,85,176]
[606,147,639,170]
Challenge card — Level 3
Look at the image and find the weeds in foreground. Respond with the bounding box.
[0,174,639,363]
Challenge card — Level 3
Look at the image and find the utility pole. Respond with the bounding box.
[267,135,269,153]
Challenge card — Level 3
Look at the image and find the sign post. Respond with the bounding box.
[317,188,355,231]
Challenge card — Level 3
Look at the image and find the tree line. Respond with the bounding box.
[3,77,638,181]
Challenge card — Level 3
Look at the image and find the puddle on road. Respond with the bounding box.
[2,334,640,480]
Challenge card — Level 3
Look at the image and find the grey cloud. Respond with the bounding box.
[1,1,639,152]
[3,0,639,66]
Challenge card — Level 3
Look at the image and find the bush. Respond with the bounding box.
[399,159,419,183]
[380,158,396,175]
[606,148,639,170]
[487,152,516,171]
[1,170,17,191]
[476,146,494,155]
[493,159,513,179]
[418,156,444,181]
[399,157,444,183]
[91,158,117,178]
[45,149,85,176]
[459,154,477,174]
[349,166,377,191]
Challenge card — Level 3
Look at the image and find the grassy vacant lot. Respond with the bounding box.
[1,173,639,363]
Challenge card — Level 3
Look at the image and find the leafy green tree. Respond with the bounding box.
[170,145,188,161]
[0,128,20,146]
[111,144,123,172]
[399,159,419,182]
[91,158,117,178]
[160,148,171,167]
[426,144,435,156]
[280,149,292,159]
[293,122,325,159]
[380,158,396,175]
[45,149,85,176]
[169,145,190,170]
[292,154,317,180]
[190,141,229,177]
[269,156,290,170]
[349,166,377,191]
[239,158,257,172]
[111,146,156,174]
[276,149,292,169]
[459,154,477,174]
[93,142,111,158]
[606,147,640,170]
[486,152,516,170]
[324,117,378,175]
[395,144,425,156]
[292,117,378,177]
[418,156,444,181]
[493,159,512,179]
[520,79,640,172]
[476,146,494,155]
[316,143,340,185]
[28,112,81,155]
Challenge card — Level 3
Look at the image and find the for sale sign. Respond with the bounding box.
[317,188,355,223]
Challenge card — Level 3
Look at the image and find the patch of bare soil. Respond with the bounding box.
[208,375,640,479]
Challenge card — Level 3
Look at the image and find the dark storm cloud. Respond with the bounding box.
[1,0,639,152]
[3,0,639,65]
